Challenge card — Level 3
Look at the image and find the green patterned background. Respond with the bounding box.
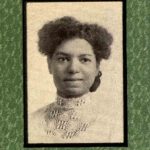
[0,0,149,149]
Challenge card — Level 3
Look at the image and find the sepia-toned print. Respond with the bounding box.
[26,2,125,144]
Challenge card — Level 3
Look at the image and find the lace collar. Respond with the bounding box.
[42,92,98,139]
[56,93,91,108]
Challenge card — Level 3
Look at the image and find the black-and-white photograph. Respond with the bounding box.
[25,1,126,145]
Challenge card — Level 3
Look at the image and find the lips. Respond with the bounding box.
[64,78,83,81]
[63,78,83,87]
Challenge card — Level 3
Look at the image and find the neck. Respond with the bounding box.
[57,91,89,99]
[56,92,91,107]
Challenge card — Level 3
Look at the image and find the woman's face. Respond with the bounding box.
[48,38,99,98]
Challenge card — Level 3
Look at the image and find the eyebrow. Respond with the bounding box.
[55,52,93,57]
[79,54,93,57]
[55,52,70,57]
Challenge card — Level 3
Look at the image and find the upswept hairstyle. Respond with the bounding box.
[38,16,113,62]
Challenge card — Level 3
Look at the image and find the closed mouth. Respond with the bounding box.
[64,78,83,81]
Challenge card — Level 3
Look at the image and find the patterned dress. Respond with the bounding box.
[29,93,123,143]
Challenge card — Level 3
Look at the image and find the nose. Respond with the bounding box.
[67,58,80,74]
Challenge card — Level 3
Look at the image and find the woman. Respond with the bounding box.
[29,16,115,143]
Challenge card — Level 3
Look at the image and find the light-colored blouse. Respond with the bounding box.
[29,93,123,143]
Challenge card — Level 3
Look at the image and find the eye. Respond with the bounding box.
[57,57,69,62]
[80,58,91,63]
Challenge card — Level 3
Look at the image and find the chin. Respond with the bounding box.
[63,88,88,98]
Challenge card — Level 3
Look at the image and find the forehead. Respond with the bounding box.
[55,38,94,56]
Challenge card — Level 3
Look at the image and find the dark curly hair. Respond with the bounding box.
[38,16,113,63]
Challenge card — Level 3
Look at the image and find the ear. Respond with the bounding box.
[47,57,52,74]
[96,63,100,74]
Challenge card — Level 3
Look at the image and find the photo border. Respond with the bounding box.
[23,0,127,147]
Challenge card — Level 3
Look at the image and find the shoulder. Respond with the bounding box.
[29,101,70,129]
[31,101,70,120]
[29,102,60,125]
[32,103,55,117]
[28,102,58,143]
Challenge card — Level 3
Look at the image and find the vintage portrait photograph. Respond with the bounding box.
[25,1,125,145]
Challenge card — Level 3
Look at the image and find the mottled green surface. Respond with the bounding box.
[0,0,149,149]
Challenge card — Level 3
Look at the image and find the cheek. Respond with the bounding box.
[51,64,65,76]
[51,65,66,85]
[52,73,63,90]
[52,69,63,82]
[83,67,98,85]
